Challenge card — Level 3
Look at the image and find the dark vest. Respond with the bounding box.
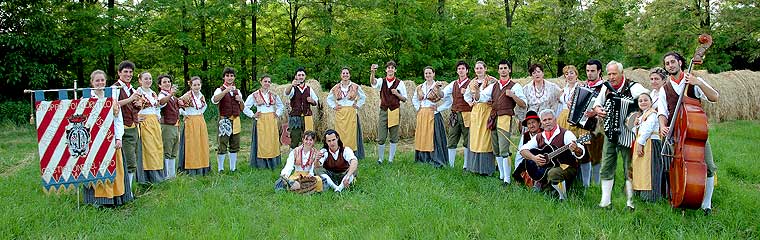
[218,86,241,117]
[380,79,401,111]
[290,86,313,116]
[491,80,517,116]
[160,93,179,125]
[663,81,699,123]
[451,79,472,113]
[115,83,138,127]
[324,148,350,173]
[605,80,640,113]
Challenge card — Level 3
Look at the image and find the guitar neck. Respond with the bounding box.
[547,144,572,159]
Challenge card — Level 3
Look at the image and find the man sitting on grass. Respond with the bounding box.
[318,129,359,192]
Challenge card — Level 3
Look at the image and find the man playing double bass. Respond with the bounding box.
[658,52,720,215]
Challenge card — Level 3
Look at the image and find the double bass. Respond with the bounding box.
[662,34,712,209]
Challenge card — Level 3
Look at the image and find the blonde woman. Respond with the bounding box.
[326,67,367,160]
[135,72,165,183]
[464,61,497,175]
[244,75,284,170]
[412,66,451,167]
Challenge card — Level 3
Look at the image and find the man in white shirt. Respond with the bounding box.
[318,129,359,192]
[370,61,408,164]
[657,52,720,215]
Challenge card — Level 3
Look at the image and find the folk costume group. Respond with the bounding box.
[81,55,719,215]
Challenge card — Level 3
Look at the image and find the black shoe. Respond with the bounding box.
[501,182,510,187]
[626,206,635,212]
[703,208,712,216]
[377,160,383,165]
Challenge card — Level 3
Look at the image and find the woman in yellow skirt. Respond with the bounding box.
[82,70,134,206]
[556,65,594,187]
[135,72,166,183]
[244,75,284,170]
[464,61,497,175]
[177,76,211,176]
[326,67,367,160]
[412,66,451,167]
[275,130,323,192]
[632,92,663,204]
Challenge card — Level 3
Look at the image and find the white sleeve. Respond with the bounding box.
[564,131,585,159]
[280,150,296,176]
[275,96,285,117]
[397,81,408,99]
[114,109,124,141]
[593,86,608,108]
[513,83,527,104]
[286,86,295,99]
[519,137,538,151]
[464,88,474,103]
[637,114,659,145]
[657,87,669,118]
[479,83,494,103]
[356,87,367,108]
[412,89,421,111]
[243,94,255,118]
[326,92,337,109]
[372,78,382,89]
[343,147,357,162]
[310,87,319,102]
[211,88,223,104]
[437,91,453,113]
[318,149,328,164]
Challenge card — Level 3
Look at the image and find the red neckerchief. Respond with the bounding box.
[610,77,626,91]
[191,91,206,110]
[119,80,133,94]
[457,77,469,88]
[160,88,172,99]
[587,78,602,88]
[499,77,511,89]
[297,84,307,92]
[670,71,684,85]
[386,76,396,86]
[543,125,557,141]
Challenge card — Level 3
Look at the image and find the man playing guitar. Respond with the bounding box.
[519,109,586,201]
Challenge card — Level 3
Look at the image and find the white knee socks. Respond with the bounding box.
[463,148,469,169]
[502,157,511,183]
[702,176,715,210]
[389,143,397,163]
[592,164,601,183]
[217,154,226,172]
[377,144,385,163]
[230,153,238,171]
[552,181,567,200]
[496,157,504,180]
[600,179,614,207]
[581,162,592,187]
[447,149,456,167]
[625,180,635,209]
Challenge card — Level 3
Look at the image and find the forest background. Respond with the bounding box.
[1,0,759,123]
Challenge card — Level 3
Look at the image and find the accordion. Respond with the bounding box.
[603,96,637,148]
[567,86,598,130]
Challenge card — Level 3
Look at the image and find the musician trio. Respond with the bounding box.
[83,53,719,215]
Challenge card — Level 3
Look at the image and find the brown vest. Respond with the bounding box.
[218,86,241,117]
[324,148,350,173]
[663,81,699,123]
[115,83,138,127]
[160,92,179,125]
[380,79,401,111]
[451,79,472,113]
[491,80,517,116]
[290,86,313,116]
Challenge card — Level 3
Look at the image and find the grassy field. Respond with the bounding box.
[1,120,758,239]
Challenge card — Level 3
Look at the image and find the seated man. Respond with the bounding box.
[512,110,543,188]
[275,131,323,193]
[318,129,359,192]
[519,109,585,200]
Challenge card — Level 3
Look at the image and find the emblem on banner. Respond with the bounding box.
[65,114,90,158]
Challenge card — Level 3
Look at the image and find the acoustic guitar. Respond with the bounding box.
[525,133,592,182]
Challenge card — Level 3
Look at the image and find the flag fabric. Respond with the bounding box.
[35,88,118,193]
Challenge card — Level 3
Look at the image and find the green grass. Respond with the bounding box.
[1,120,759,239]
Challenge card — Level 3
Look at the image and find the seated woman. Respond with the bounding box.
[318,129,359,192]
[275,131,323,193]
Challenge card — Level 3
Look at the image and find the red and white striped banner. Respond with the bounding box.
[36,96,117,193]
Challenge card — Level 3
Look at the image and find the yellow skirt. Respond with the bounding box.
[139,114,164,170]
[94,148,126,198]
[336,107,359,151]
[414,108,435,151]
[469,103,493,153]
[304,115,314,132]
[632,136,654,190]
[184,115,210,169]
[257,113,280,158]
[289,171,323,192]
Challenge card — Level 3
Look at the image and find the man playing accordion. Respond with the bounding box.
[592,61,649,210]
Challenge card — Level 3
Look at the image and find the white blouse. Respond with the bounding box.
[136,87,161,117]
[412,81,452,114]
[280,147,319,176]
[243,89,284,118]
[326,82,367,109]
[635,110,660,146]
[181,91,207,116]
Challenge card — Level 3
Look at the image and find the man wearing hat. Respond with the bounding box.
[511,110,543,188]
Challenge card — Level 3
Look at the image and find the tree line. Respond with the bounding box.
[1,0,758,100]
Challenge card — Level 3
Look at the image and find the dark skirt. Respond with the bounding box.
[466,151,496,175]
[414,113,448,168]
[354,114,366,160]
[82,151,134,206]
[639,139,665,202]
[177,125,211,176]
[250,117,282,170]
[136,134,166,184]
